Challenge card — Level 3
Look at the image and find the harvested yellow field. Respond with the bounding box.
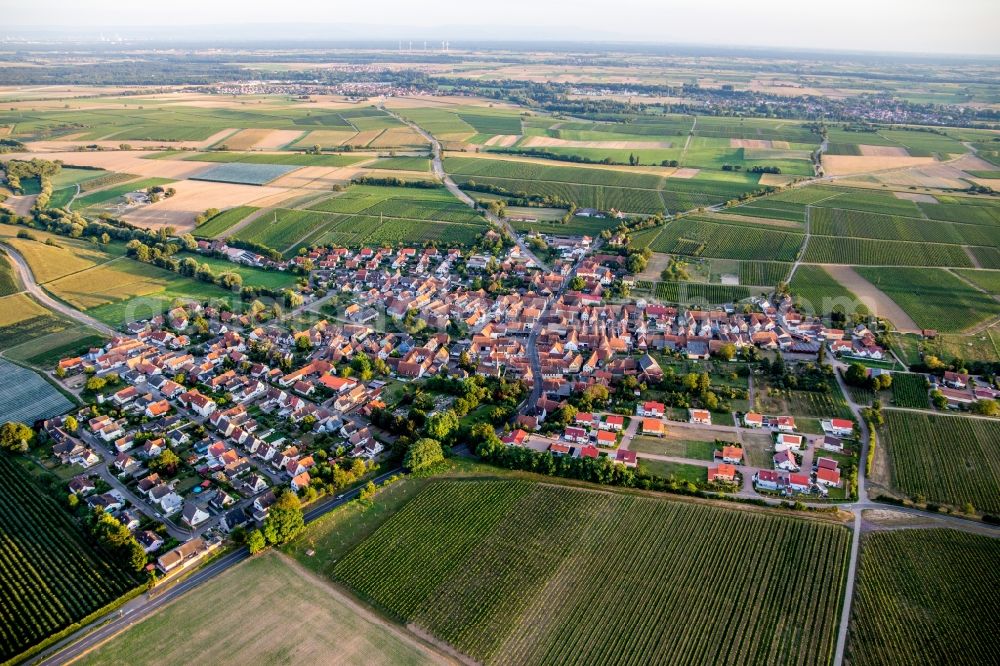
[730,139,774,149]
[484,134,521,147]
[822,155,935,176]
[293,129,359,149]
[7,150,211,179]
[223,128,306,150]
[268,165,366,190]
[0,293,51,327]
[0,232,113,283]
[442,151,676,177]
[0,126,10,136]
[669,168,701,179]
[522,135,672,149]
[368,127,428,148]
[121,180,288,232]
[758,173,797,186]
[871,163,971,189]
[45,259,172,310]
[24,128,236,151]
[858,144,910,157]
[0,194,36,216]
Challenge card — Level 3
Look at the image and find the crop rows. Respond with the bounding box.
[457,113,522,135]
[651,218,804,261]
[0,456,138,662]
[195,206,258,238]
[856,267,1000,333]
[654,281,753,304]
[804,237,972,267]
[889,373,929,408]
[970,246,1000,269]
[333,479,849,665]
[812,189,921,217]
[456,175,668,214]
[739,261,792,287]
[881,410,1000,513]
[918,201,1000,226]
[847,529,999,665]
[810,207,999,247]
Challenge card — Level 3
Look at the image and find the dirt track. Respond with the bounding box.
[821,264,920,332]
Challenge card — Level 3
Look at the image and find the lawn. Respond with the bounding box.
[328,478,849,665]
[629,436,719,460]
[847,529,999,666]
[78,552,435,666]
[175,252,298,290]
[881,410,1000,514]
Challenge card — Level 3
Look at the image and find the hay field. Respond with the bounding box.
[222,128,305,150]
[0,230,119,283]
[268,165,367,190]
[292,129,360,149]
[858,145,910,157]
[368,127,428,148]
[77,553,442,666]
[823,155,937,176]
[894,191,938,203]
[0,292,53,328]
[120,180,289,231]
[484,134,520,147]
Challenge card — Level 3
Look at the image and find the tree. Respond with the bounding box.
[403,438,444,472]
[359,481,377,503]
[295,335,312,352]
[844,363,868,387]
[63,415,78,433]
[0,422,34,453]
[930,389,948,410]
[425,409,459,442]
[247,529,267,555]
[263,491,305,545]
[971,399,1000,416]
[148,449,181,476]
[715,343,736,361]
[568,276,586,291]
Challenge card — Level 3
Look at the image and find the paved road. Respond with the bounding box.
[38,466,403,665]
[381,107,549,271]
[1,244,115,336]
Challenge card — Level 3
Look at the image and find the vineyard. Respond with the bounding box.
[738,261,792,287]
[809,207,998,246]
[195,206,258,238]
[803,237,973,267]
[649,217,804,261]
[847,529,1000,665]
[881,410,1000,514]
[653,281,754,304]
[889,373,929,408]
[332,479,850,666]
[856,267,1000,333]
[0,455,140,662]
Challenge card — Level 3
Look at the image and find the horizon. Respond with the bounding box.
[4,0,1000,57]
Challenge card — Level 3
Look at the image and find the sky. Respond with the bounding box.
[5,0,1000,56]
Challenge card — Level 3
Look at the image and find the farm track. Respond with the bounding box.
[0,244,114,335]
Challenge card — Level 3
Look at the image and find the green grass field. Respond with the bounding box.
[330,478,849,665]
[78,552,435,666]
[847,529,999,665]
[881,410,1000,513]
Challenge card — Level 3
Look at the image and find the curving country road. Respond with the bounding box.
[381,107,550,271]
[2,243,115,336]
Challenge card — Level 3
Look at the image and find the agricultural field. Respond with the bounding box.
[648,216,804,261]
[880,410,1000,514]
[332,479,849,665]
[190,162,300,186]
[0,253,19,295]
[231,184,487,254]
[889,373,930,409]
[365,156,432,172]
[954,268,1000,294]
[194,206,259,237]
[652,281,754,305]
[79,552,437,666]
[803,237,973,267]
[847,529,1000,666]
[183,151,367,167]
[0,358,73,424]
[856,267,1000,333]
[509,215,620,236]
[809,206,998,246]
[73,177,175,211]
[790,265,867,317]
[0,293,76,351]
[0,455,140,663]
[755,378,854,420]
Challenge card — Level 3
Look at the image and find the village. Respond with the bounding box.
[36,222,978,584]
